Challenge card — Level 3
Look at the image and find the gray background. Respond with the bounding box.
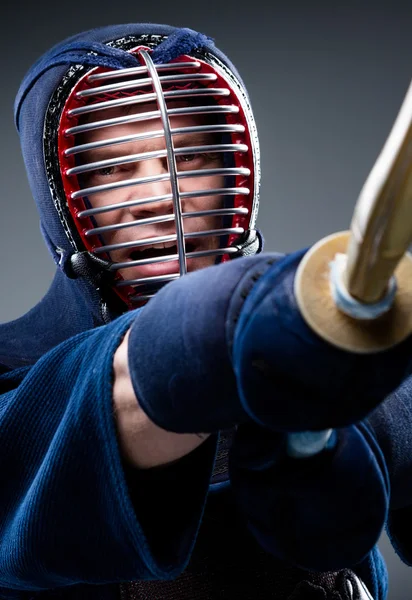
[0,1,411,598]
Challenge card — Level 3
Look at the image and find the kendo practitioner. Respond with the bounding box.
[1,22,412,600]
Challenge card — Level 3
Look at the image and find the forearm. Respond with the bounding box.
[113,329,210,469]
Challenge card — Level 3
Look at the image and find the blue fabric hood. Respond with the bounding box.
[1,24,251,368]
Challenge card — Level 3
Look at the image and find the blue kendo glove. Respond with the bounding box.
[228,420,390,572]
[230,248,412,433]
[127,249,412,434]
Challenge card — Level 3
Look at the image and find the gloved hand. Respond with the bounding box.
[230,248,412,432]
[127,249,412,434]
[228,419,390,572]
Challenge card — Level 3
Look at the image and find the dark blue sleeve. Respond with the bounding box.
[0,312,217,594]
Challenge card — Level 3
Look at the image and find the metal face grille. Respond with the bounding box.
[58,46,255,307]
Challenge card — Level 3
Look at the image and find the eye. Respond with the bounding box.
[178,154,196,163]
[96,166,116,177]
[176,152,221,168]
[80,164,126,187]
[86,165,127,182]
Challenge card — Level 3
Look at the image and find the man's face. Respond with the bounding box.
[78,100,225,283]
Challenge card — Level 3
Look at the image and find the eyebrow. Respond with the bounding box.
[173,133,219,149]
[82,133,219,163]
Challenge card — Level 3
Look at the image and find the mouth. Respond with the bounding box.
[128,240,197,262]
[113,236,218,288]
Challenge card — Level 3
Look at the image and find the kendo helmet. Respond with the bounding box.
[19,26,262,313]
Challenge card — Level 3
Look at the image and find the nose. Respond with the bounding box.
[127,157,176,220]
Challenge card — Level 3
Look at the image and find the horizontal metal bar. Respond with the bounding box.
[96,235,178,254]
[68,149,169,176]
[87,61,201,82]
[183,207,249,218]
[111,251,179,269]
[93,227,244,254]
[124,247,241,298]
[80,192,173,217]
[67,143,248,176]
[117,273,180,288]
[85,207,249,237]
[77,73,217,99]
[87,214,174,235]
[65,124,245,157]
[68,88,230,117]
[109,246,239,270]
[78,186,250,217]
[72,166,250,199]
[65,104,239,136]
[72,172,170,199]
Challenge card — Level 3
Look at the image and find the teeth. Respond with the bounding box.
[129,240,195,261]
[139,240,176,251]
